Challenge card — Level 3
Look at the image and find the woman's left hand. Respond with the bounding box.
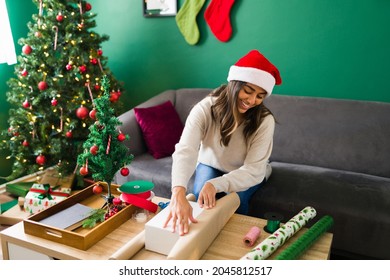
[198,182,217,209]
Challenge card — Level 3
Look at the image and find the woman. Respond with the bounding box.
[164,50,282,235]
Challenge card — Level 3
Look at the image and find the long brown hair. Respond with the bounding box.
[210,81,274,146]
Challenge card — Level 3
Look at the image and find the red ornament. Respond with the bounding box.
[76,106,89,119]
[22,45,32,55]
[89,108,97,120]
[113,197,122,206]
[94,84,100,91]
[117,133,126,142]
[65,131,73,138]
[8,127,19,136]
[51,98,58,106]
[93,184,103,194]
[85,2,92,11]
[38,81,48,91]
[22,99,30,108]
[110,92,119,103]
[90,145,98,155]
[21,69,28,77]
[56,13,64,22]
[36,154,46,166]
[120,167,130,176]
[22,140,29,147]
[97,49,103,56]
[90,58,98,65]
[79,65,87,73]
[79,166,88,176]
[65,64,73,70]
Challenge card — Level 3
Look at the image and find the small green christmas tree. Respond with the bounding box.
[0,0,124,180]
[77,75,133,204]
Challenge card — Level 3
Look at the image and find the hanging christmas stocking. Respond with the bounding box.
[176,0,206,45]
[204,0,236,42]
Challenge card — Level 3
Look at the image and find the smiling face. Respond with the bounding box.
[237,82,267,114]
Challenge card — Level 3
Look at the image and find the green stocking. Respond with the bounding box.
[175,0,206,45]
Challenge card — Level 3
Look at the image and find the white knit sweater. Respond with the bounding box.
[171,96,275,193]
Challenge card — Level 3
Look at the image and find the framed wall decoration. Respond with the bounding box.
[143,0,177,17]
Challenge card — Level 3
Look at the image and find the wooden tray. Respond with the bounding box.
[23,182,138,250]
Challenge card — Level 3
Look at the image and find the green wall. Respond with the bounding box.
[90,0,390,106]
[1,0,389,180]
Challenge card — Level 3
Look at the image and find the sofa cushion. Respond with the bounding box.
[134,101,184,159]
[248,161,390,259]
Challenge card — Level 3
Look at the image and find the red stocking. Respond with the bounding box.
[204,0,236,42]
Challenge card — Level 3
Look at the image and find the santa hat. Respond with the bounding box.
[227,50,282,97]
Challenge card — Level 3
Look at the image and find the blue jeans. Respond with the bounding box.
[193,163,265,215]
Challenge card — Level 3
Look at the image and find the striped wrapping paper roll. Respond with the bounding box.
[275,215,334,260]
[241,206,317,260]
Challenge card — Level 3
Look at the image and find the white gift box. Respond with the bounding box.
[145,201,203,255]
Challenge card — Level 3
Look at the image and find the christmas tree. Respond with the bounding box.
[76,75,133,204]
[0,0,124,181]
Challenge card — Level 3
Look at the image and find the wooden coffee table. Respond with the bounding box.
[1,206,333,260]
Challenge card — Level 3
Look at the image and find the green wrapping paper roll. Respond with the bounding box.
[275,215,334,260]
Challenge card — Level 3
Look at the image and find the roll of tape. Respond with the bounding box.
[264,212,283,233]
[243,226,261,247]
[134,212,148,223]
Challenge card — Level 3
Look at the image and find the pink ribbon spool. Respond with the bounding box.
[243,226,261,247]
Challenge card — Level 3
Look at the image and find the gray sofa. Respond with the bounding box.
[114,88,390,260]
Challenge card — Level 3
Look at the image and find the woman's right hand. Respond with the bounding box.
[163,186,198,235]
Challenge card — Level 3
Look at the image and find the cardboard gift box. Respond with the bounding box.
[39,167,75,189]
[23,183,71,214]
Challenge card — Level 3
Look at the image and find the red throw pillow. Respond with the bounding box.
[134,101,184,159]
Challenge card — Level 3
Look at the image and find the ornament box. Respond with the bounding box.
[23,181,139,250]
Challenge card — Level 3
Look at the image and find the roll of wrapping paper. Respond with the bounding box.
[243,226,261,247]
[109,230,145,260]
[167,192,240,260]
[108,193,196,260]
[275,215,334,260]
[240,206,317,260]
